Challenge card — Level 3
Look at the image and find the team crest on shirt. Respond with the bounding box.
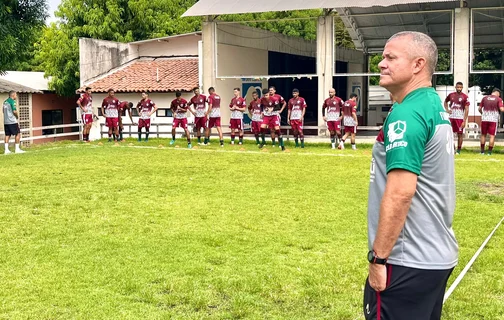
[459,98,462,102]
[388,120,406,143]
[333,101,336,105]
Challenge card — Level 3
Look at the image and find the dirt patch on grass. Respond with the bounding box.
[478,183,504,196]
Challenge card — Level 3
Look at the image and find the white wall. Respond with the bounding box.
[79,38,138,86]
[138,35,201,57]
[346,63,365,117]
[215,43,268,130]
[88,92,193,140]
[0,93,7,125]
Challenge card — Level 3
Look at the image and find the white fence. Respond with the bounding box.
[0,123,82,142]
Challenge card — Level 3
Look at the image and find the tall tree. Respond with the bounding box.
[0,0,47,73]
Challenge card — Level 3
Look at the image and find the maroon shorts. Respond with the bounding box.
[106,117,118,128]
[173,118,188,129]
[450,118,464,134]
[208,117,221,128]
[82,114,93,125]
[345,126,357,134]
[138,118,151,129]
[194,117,207,130]
[481,121,497,136]
[327,120,341,132]
[261,115,280,128]
[230,119,243,130]
[251,121,262,134]
[290,119,303,132]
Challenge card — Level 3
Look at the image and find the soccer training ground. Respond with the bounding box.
[1,139,503,320]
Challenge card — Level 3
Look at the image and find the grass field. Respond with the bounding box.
[0,139,503,319]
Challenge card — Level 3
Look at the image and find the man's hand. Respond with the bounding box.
[447,109,452,114]
[323,116,327,122]
[368,263,387,292]
[461,121,466,128]
[287,119,290,125]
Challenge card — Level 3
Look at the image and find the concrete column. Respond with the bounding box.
[453,7,470,93]
[317,14,334,135]
[202,17,217,91]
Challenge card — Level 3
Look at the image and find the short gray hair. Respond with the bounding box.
[387,31,438,76]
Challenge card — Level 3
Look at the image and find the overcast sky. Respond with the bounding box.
[47,0,60,23]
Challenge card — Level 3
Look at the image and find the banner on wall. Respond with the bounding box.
[351,81,362,116]
[242,82,263,132]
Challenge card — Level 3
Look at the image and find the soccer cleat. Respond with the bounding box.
[188,143,192,149]
[144,139,149,142]
[4,149,12,154]
[332,145,336,150]
[220,144,224,148]
[339,142,345,150]
[487,153,492,156]
[197,142,202,146]
[352,145,357,150]
[480,152,485,155]
[137,138,141,142]
[281,146,285,151]
[108,138,112,142]
[15,149,26,154]
[456,151,460,155]
[169,140,175,145]
[259,144,265,149]
[238,142,242,145]
[230,141,235,145]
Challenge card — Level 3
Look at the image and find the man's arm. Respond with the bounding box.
[352,110,358,123]
[287,109,291,124]
[149,103,158,116]
[302,105,306,119]
[77,99,85,112]
[127,108,135,124]
[369,169,417,292]
[462,106,469,127]
[443,96,450,113]
[279,100,287,113]
[101,101,106,118]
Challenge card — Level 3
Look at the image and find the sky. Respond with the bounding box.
[47,0,61,23]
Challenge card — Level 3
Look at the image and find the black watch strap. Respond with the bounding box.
[368,250,387,265]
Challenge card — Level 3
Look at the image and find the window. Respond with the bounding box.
[18,93,29,106]
[42,110,63,135]
[156,108,172,117]
[130,108,139,117]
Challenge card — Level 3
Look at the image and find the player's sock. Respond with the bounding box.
[276,130,284,147]
[254,134,260,144]
[260,128,267,145]
[272,137,276,146]
[108,133,112,142]
[119,132,123,141]
[197,136,201,143]
[300,134,304,148]
[488,146,493,155]
[480,144,485,154]
[138,132,142,141]
[239,136,243,144]
[172,134,176,141]
[204,137,209,144]
[4,143,9,152]
[15,143,24,153]
[145,132,149,141]
[220,139,224,146]
[330,135,335,148]
[352,143,356,150]
[231,134,235,144]
[295,137,299,147]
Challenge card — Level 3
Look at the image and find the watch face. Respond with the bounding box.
[367,250,374,262]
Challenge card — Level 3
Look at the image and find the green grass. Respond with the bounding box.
[0,139,503,319]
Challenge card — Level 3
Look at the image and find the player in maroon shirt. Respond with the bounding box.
[229,88,247,145]
[117,101,135,141]
[478,88,504,155]
[248,90,263,145]
[444,82,470,154]
[260,88,285,151]
[268,86,286,146]
[170,92,192,148]
[287,89,307,148]
[204,87,224,147]
[77,87,94,142]
[322,88,344,149]
[340,93,358,150]
[101,89,121,142]
[136,92,157,142]
[187,87,207,145]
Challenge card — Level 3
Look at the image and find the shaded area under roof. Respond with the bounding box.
[182,0,504,53]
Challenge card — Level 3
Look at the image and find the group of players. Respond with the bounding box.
[443,82,504,155]
[77,85,361,151]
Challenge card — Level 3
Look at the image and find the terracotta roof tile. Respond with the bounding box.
[79,58,198,93]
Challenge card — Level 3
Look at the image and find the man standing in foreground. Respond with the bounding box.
[322,88,344,149]
[3,91,24,154]
[229,88,246,145]
[478,88,504,155]
[101,89,120,142]
[444,82,470,155]
[136,92,157,142]
[248,90,263,145]
[205,87,224,147]
[364,31,458,320]
[188,87,207,145]
[170,92,192,149]
[287,88,307,148]
[339,93,359,150]
[77,87,94,142]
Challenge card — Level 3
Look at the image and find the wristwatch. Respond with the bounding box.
[368,250,387,265]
